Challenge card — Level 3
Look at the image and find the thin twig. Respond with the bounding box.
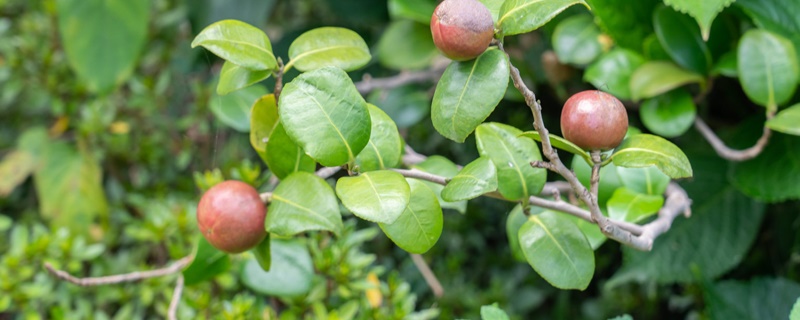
[273,58,285,102]
[43,256,193,286]
[639,182,692,240]
[410,254,444,298]
[694,114,773,161]
[355,67,446,95]
[391,168,448,185]
[168,275,184,320]
[316,166,342,179]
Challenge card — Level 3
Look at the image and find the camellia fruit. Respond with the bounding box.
[197,180,267,253]
[430,0,494,61]
[560,90,628,151]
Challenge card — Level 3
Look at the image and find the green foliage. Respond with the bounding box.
[584,48,645,100]
[552,14,603,65]
[286,27,371,72]
[355,104,404,171]
[629,61,705,101]
[378,179,443,254]
[336,170,411,224]
[497,0,589,36]
[476,122,546,201]
[737,29,799,109]
[639,88,697,138]
[266,172,344,236]
[767,103,800,135]
[610,134,693,179]
[441,156,498,202]
[704,277,800,320]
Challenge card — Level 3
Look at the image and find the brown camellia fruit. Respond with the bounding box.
[197,180,267,253]
[560,90,628,151]
[430,0,494,61]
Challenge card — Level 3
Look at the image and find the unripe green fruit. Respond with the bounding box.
[560,90,628,151]
[197,180,267,253]
[430,0,494,61]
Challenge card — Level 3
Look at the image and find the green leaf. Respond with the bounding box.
[366,86,431,129]
[441,156,498,201]
[241,239,313,297]
[355,104,404,171]
[388,0,437,24]
[431,48,509,142]
[480,303,511,320]
[608,315,633,320]
[552,15,603,65]
[412,156,467,213]
[506,205,530,262]
[519,131,591,165]
[792,297,800,320]
[609,156,765,285]
[210,84,268,132]
[606,187,664,223]
[278,66,371,167]
[479,0,506,22]
[266,172,344,236]
[654,5,712,75]
[563,213,607,250]
[336,170,411,224]
[639,88,697,138]
[519,211,594,290]
[287,27,371,72]
[217,61,272,95]
[705,278,800,320]
[476,123,546,200]
[731,133,800,202]
[377,20,439,70]
[0,150,35,197]
[265,122,316,179]
[584,48,646,100]
[498,0,589,36]
[712,50,738,77]
[767,103,800,135]
[616,166,670,195]
[57,0,148,93]
[572,157,623,205]
[736,0,800,65]
[183,236,231,286]
[249,94,279,157]
[585,0,657,52]
[378,179,443,254]
[251,235,271,271]
[0,215,10,232]
[629,61,705,101]
[663,0,734,40]
[191,19,277,71]
[610,134,693,179]
[737,29,799,109]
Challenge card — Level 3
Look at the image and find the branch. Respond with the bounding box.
[693,115,773,161]
[168,275,185,320]
[639,182,692,240]
[355,67,446,95]
[273,58,285,102]
[410,254,444,298]
[43,256,192,286]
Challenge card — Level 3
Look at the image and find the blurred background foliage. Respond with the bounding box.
[0,0,798,319]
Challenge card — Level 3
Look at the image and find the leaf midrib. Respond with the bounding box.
[531,216,582,279]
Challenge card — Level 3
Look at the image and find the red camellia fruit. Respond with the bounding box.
[197,180,267,253]
[560,90,628,151]
[430,0,494,61]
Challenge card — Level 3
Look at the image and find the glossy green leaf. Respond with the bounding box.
[336,170,411,224]
[629,61,705,101]
[388,0,437,24]
[412,156,467,213]
[792,298,800,320]
[654,5,712,75]
[738,29,799,109]
[0,150,35,197]
[519,131,591,165]
[480,303,511,320]
[736,0,800,65]
[731,133,800,202]
[766,103,800,135]
[664,0,734,40]
[519,211,594,290]
[616,166,670,196]
[610,134,693,179]
[249,94,279,157]
[712,51,738,77]
[183,236,231,286]
[265,123,316,180]
[705,278,800,320]
[479,0,506,22]
[191,19,277,71]
[287,27,371,72]
[498,0,589,36]
[377,20,439,70]
[506,205,530,262]
[607,187,663,223]
[609,156,765,285]
[563,213,607,250]
[552,15,603,65]
[57,0,148,93]
[251,235,271,271]
[210,84,268,132]
[586,0,657,52]
[584,48,646,100]
[366,86,431,128]
[217,61,272,95]
[476,123,546,200]
[441,156,498,201]
[572,156,623,205]
[639,88,697,138]
[278,66,371,167]
[241,239,313,297]
[643,33,672,61]
[266,172,344,236]
[432,48,509,142]
[378,179,443,254]
[355,104,404,171]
